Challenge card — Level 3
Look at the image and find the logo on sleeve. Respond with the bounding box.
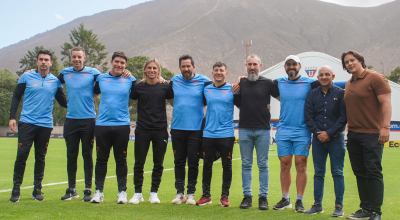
[208,90,212,94]
[106,79,110,83]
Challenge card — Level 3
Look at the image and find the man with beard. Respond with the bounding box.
[234,55,279,210]
[342,51,391,220]
[9,49,67,202]
[170,55,212,205]
[272,55,319,213]
[304,66,347,217]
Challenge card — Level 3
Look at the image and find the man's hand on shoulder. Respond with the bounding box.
[237,75,246,84]
[232,84,240,94]
[123,69,132,78]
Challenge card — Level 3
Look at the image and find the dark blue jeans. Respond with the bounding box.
[312,134,345,207]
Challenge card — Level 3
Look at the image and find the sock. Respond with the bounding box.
[282,194,290,201]
[296,195,303,202]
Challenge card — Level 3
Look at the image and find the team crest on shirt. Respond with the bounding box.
[305,67,317,77]
[82,71,88,78]
[119,78,126,85]
[47,80,54,86]
[221,90,228,97]
[192,80,199,86]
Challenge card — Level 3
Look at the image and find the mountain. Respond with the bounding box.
[0,0,399,81]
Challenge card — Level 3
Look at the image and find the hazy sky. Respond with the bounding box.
[0,0,396,49]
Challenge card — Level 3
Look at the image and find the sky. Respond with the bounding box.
[0,0,396,49]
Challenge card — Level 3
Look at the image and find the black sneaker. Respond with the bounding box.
[369,212,381,220]
[32,189,44,201]
[83,189,92,202]
[61,188,80,200]
[273,198,292,210]
[239,196,252,209]
[258,196,269,210]
[9,189,20,203]
[305,204,324,214]
[346,209,371,219]
[295,199,305,213]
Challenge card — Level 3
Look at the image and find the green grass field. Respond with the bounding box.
[0,138,399,219]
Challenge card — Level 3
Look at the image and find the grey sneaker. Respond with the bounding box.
[32,189,44,201]
[61,188,79,200]
[332,206,344,217]
[273,198,292,210]
[295,200,305,213]
[305,204,324,214]
[347,209,371,219]
[9,189,20,203]
[83,189,92,202]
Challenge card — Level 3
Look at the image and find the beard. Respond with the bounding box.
[182,71,193,81]
[248,74,259,82]
[247,69,260,82]
[286,69,299,79]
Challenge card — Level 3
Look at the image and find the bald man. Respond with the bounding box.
[304,66,347,217]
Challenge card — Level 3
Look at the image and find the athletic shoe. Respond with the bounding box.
[295,200,305,212]
[305,204,324,214]
[332,206,344,217]
[219,196,230,207]
[149,192,161,204]
[259,196,269,210]
[171,193,186,204]
[83,189,92,202]
[273,198,292,210]
[196,196,212,206]
[61,188,80,200]
[9,189,20,203]
[129,193,144,204]
[346,209,371,219]
[90,190,104,203]
[239,196,252,209]
[368,212,381,220]
[186,194,196,205]
[117,191,128,204]
[32,189,44,201]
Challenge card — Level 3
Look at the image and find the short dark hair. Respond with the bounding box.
[179,54,194,66]
[212,61,227,70]
[341,50,366,71]
[71,46,85,56]
[112,51,128,62]
[37,49,53,61]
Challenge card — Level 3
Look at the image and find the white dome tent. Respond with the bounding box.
[234,52,400,145]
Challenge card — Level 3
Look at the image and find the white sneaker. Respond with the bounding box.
[129,193,144,204]
[186,194,196,205]
[117,191,128,204]
[171,193,186,204]
[148,192,160,204]
[90,190,104,203]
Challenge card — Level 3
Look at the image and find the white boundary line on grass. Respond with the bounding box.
[0,154,277,193]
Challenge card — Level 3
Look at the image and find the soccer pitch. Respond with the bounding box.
[0,138,399,219]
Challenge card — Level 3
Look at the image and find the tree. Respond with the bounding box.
[16,46,62,76]
[61,23,108,72]
[125,56,175,121]
[386,67,400,84]
[0,69,19,126]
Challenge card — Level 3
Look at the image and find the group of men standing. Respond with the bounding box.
[8,47,390,220]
